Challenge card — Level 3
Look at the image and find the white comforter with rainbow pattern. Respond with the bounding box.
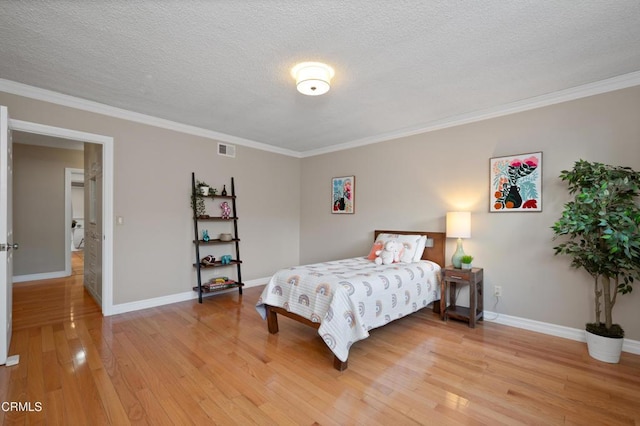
[256,257,441,362]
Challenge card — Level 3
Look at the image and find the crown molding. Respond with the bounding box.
[300,70,640,158]
[2,71,639,160]
[0,78,302,158]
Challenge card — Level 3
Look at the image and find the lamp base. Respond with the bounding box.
[451,238,466,268]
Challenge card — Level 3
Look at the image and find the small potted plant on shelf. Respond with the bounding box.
[460,255,474,269]
[196,180,213,196]
[552,160,640,363]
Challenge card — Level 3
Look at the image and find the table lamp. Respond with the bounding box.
[446,211,471,268]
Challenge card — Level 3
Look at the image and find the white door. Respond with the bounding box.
[84,145,103,306]
[0,106,15,365]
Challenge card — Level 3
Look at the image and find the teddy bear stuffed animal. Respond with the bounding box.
[375,240,402,265]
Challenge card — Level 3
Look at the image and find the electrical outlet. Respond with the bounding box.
[494,285,502,297]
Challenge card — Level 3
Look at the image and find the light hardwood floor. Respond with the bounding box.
[2,265,639,425]
[10,252,100,332]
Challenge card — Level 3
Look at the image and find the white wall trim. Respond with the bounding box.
[64,168,84,278]
[110,277,268,316]
[484,311,640,355]
[13,270,68,283]
[0,79,301,159]
[9,119,115,316]
[243,277,269,288]
[106,283,640,356]
[10,119,112,144]
[300,70,640,157]
[4,72,640,160]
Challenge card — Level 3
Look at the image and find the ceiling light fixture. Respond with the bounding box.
[291,62,335,96]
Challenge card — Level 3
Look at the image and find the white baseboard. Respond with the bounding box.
[239,277,268,289]
[13,270,69,283]
[484,311,640,355]
[14,272,639,357]
[104,281,640,356]
[108,277,268,316]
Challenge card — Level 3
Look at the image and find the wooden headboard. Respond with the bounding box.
[374,230,446,268]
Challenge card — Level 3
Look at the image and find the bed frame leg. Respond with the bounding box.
[333,356,348,371]
[266,307,279,334]
[432,299,441,315]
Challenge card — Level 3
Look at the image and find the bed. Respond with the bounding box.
[255,230,446,370]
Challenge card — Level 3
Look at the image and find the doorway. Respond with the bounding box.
[66,168,85,275]
[9,118,114,315]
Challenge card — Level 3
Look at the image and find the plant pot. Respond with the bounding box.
[585,329,623,363]
[199,186,210,196]
[219,233,232,242]
[461,263,472,270]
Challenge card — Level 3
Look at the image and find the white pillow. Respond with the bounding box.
[375,233,424,263]
[413,235,427,262]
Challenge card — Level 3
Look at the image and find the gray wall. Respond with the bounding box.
[300,86,640,340]
[3,86,639,341]
[0,91,301,305]
[12,143,83,275]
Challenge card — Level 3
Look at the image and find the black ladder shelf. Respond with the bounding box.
[191,173,243,303]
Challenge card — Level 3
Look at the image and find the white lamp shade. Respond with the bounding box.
[446,212,471,238]
[291,62,335,96]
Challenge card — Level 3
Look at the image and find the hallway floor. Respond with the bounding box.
[11,251,101,331]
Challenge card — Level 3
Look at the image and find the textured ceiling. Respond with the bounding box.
[1,1,640,155]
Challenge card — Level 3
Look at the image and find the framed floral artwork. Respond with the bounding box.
[332,176,355,214]
[490,152,542,212]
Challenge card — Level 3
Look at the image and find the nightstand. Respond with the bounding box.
[441,266,484,328]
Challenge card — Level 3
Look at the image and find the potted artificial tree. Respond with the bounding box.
[460,255,474,270]
[552,160,640,363]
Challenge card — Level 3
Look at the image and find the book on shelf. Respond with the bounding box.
[193,280,237,292]
[203,280,236,289]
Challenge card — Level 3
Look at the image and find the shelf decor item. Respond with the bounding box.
[552,160,640,363]
[332,176,355,214]
[220,201,231,219]
[191,192,206,219]
[490,152,542,212]
[197,180,212,196]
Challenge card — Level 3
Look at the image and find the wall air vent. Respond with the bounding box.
[217,142,236,158]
